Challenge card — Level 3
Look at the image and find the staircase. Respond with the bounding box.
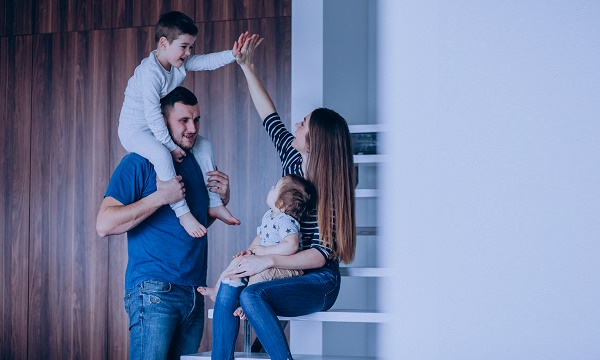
[183,125,385,359]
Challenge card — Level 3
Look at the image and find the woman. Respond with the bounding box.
[210,35,356,360]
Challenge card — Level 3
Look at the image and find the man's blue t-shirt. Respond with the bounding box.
[105,152,209,290]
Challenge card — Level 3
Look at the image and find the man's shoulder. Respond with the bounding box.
[116,153,155,175]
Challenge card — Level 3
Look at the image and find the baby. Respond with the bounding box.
[198,174,316,301]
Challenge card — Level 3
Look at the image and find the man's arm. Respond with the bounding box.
[96,176,185,237]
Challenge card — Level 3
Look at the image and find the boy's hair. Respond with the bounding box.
[155,11,199,43]
[160,86,198,118]
[276,174,317,222]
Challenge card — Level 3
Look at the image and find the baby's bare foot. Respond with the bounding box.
[197,286,217,302]
[233,306,246,320]
[179,212,207,237]
[208,205,241,226]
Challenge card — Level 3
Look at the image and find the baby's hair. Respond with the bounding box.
[276,174,317,222]
[160,86,198,118]
[155,11,199,43]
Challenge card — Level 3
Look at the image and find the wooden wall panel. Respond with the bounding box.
[0,0,33,36]
[28,29,112,360]
[0,35,32,360]
[112,0,195,29]
[33,0,112,33]
[193,15,291,352]
[196,0,291,22]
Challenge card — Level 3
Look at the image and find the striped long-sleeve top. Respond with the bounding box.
[263,113,336,262]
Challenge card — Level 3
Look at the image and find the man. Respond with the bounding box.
[96,86,231,360]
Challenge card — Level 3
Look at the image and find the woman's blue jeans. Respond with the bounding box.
[211,261,341,360]
[124,280,205,360]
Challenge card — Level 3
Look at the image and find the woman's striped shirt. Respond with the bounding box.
[263,112,335,262]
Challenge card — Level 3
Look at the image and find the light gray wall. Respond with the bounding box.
[292,0,379,357]
[379,1,600,359]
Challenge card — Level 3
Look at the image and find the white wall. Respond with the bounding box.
[292,0,379,357]
[379,1,600,359]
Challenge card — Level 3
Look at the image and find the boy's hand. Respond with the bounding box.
[171,146,186,163]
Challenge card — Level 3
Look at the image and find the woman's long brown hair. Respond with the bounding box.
[304,108,356,264]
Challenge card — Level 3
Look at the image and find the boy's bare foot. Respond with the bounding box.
[197,286,218,302]
[233,306,246,320]
[209,205,241,225]
[179,212,207,237]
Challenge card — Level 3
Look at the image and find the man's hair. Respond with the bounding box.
[276,174,317,222]
[155,11,198,43]
[160,86,198,118]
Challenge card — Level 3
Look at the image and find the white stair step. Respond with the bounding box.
[356,226,377,236]
[355,188,377,198]
[348,124,384,133]
[354,154,384,163]
[182,352,376,360]
[339,266,389,277]
[279,309,386,323]
[207,309,386,323]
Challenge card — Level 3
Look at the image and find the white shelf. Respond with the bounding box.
[355,189,377,198]
[354,154,384,163]
[348,124,384,133]
[339,267,389,277]
[208,309,386,323]
[183,353,376,360]
[280,310,387,323]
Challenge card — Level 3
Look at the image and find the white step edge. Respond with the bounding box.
[354,154,384,163]
[339,267,389,277]
[348,124,384,133]
[207,309,386,323]
[355,189,377,198]
[356,226,377,236]
[182,352,376,360]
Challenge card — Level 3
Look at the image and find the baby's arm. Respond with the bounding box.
[251,234,299,256]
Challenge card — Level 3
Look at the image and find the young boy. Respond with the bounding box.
[118,11,249,237]
[198,174,316,301]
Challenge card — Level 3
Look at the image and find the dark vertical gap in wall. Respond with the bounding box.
[27,33,33,360]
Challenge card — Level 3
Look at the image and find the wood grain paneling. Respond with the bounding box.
[1,1,291,358]
[0,35,32,360]
[196,0,291,22]
[28,29,112,360]
[0,0,33,35]
[112,0,195,29]
[193,15,291,352]
[33,0,112,33]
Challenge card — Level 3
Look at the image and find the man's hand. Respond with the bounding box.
[206,168,231,206]
[155,176,185,206]
[171,146,186,163]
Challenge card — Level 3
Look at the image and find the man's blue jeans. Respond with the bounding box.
[124,280,205,360]
[211,261,340,360]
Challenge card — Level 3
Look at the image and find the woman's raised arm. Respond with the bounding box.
[236,35,275,121]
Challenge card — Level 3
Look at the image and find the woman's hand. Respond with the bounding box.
[236,33,263,66]
[225,254,273,278]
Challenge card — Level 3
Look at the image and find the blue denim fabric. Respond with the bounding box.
[124,280,205,360]
[211,261,340,360]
